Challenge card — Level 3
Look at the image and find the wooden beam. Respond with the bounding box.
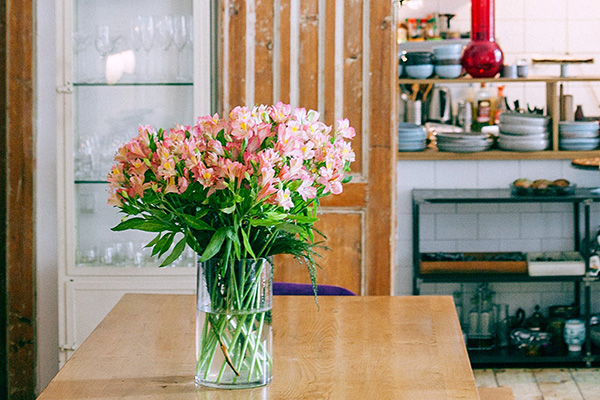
[0,0,8,397]
[367,0,396,294]
[3,0,36,397]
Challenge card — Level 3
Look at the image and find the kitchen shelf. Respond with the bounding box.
[412,188,600,367]
[398,148,600,160]
[469,347,600,367]
[398,75,600,160]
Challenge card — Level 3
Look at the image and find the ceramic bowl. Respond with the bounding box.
[559,137,600,151]
[404,51,435,65]
[559,120,600,131]
[499,123,548,135]
[405,64,434,79]
[435,64,462,79]
[433,44,463,60]
[499,112,550,127]
[498,138,549,151]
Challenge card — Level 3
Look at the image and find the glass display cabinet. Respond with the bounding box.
[56,0,210,364]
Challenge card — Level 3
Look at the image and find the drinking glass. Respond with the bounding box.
[129,17,143,81]
[73,31,91,82]
[139,16,155,81]
[172,15,190,81]
[94,25,115,82]
[155,15,174,80]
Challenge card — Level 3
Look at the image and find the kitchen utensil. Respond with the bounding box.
[428,86,452,124]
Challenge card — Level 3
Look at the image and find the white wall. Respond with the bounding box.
[396,0,600,319]
[35,0,58,393]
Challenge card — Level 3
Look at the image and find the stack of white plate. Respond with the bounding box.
[398,123,427,151]
[498,113,550,151]
[436,131,492,153]
[559,120,600,151]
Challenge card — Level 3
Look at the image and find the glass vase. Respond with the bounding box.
[461,0,504,78]
[195,257,273,389]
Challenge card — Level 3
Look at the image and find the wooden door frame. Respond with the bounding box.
[1,0,36,398]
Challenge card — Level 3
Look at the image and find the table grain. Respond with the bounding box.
[37,294,479,399]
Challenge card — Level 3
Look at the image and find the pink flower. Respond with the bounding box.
[276,188,294,210]
[129,174,151,197]
[270,102,292,123]
[297,176,317,201]
[335,118,356,139]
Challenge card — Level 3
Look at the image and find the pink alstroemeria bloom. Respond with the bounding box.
[297,176,317,201]
[276,188,294,210]
[270,101,292,124]
[129,174,151,197]
[335,118,356,139]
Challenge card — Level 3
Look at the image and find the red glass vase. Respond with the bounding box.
[461,0,504,78]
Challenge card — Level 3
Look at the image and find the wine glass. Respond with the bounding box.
[129,17,143,81]
[172,15,190,81]
[155,15,174,80]
[139,16,155,81]
[73,31,91,82]
[94,25,115,82]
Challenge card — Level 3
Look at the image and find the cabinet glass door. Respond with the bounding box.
[70,0,195,271]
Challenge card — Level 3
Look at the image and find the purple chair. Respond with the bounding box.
[273,281,356,296]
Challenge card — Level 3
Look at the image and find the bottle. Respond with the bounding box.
[494,85,506,124]
[473,83,492,131]
[575,105,585,121]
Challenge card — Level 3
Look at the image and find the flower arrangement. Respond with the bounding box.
[107,102,355,387]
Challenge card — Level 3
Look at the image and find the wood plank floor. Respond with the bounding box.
[474,369,600,400]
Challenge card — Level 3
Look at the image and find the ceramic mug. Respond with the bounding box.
[564,319,586,352]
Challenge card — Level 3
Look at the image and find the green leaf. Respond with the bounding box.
[220,205,236,214]
[286,214,318,224]
[342,175,353,184]
[240,228,256,259]
[265,211,287,220]
[152,232,175,257]
[144,232,162,248]
[182,214,214,231]
[159,237,187,267]
[249,218,280,227]
[199,227,228,262]
[276,222,303,235]
[111,217,172,232]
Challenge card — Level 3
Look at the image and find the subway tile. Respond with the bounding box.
[496,0,525,21]
[421,203,457,214]
[540,238,575,252]
[397,188,413,215]
[519,160,564,180]
[521,213,565,239]
[396,240,412,266]
[456,203,498,214]
[499,239,542,252]
[455,240,500,252]
[541,291,576,309]
[524,0,567,20]
[397,213,414,241]
[561,213,575,239]
[418,213,435,241]
[567,21,600,53]
[397,161,435,188]
[479,213,520,239]
[541,203,571,213]
[394,266,413,296]
[436,214,478,239]
[420,240,458,252]
[524,20,567,54]
[477,160,520,188]
[522,82,550,114]
[498,203,541,213]
[496,21,525,53]
[434,161,478,188]
[567,0,600,20]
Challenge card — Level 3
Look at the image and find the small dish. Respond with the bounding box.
[435,64,462,79]
[499,112,550,127]
[499,123,548,135]
[498,138,548,151]
[405,64,434,79]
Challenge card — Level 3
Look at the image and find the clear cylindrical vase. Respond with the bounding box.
[195,257,273,389]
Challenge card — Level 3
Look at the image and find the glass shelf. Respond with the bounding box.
[74,82,193,87]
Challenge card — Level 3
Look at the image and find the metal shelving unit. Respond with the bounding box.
[412,188,600,367]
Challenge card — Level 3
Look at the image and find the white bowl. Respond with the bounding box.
[499,132,549,141]
[435,64,462,79]
[499,112,550,127]
[433,44,463,59]
[559,137,600,151]
[499,123,548,135]
[405,64,434,79]
[398,141,426,152]
[499,138,549,151]
[560,130,599,138]
[559,121,599,131]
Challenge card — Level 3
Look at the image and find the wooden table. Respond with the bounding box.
[38,294,479,399]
